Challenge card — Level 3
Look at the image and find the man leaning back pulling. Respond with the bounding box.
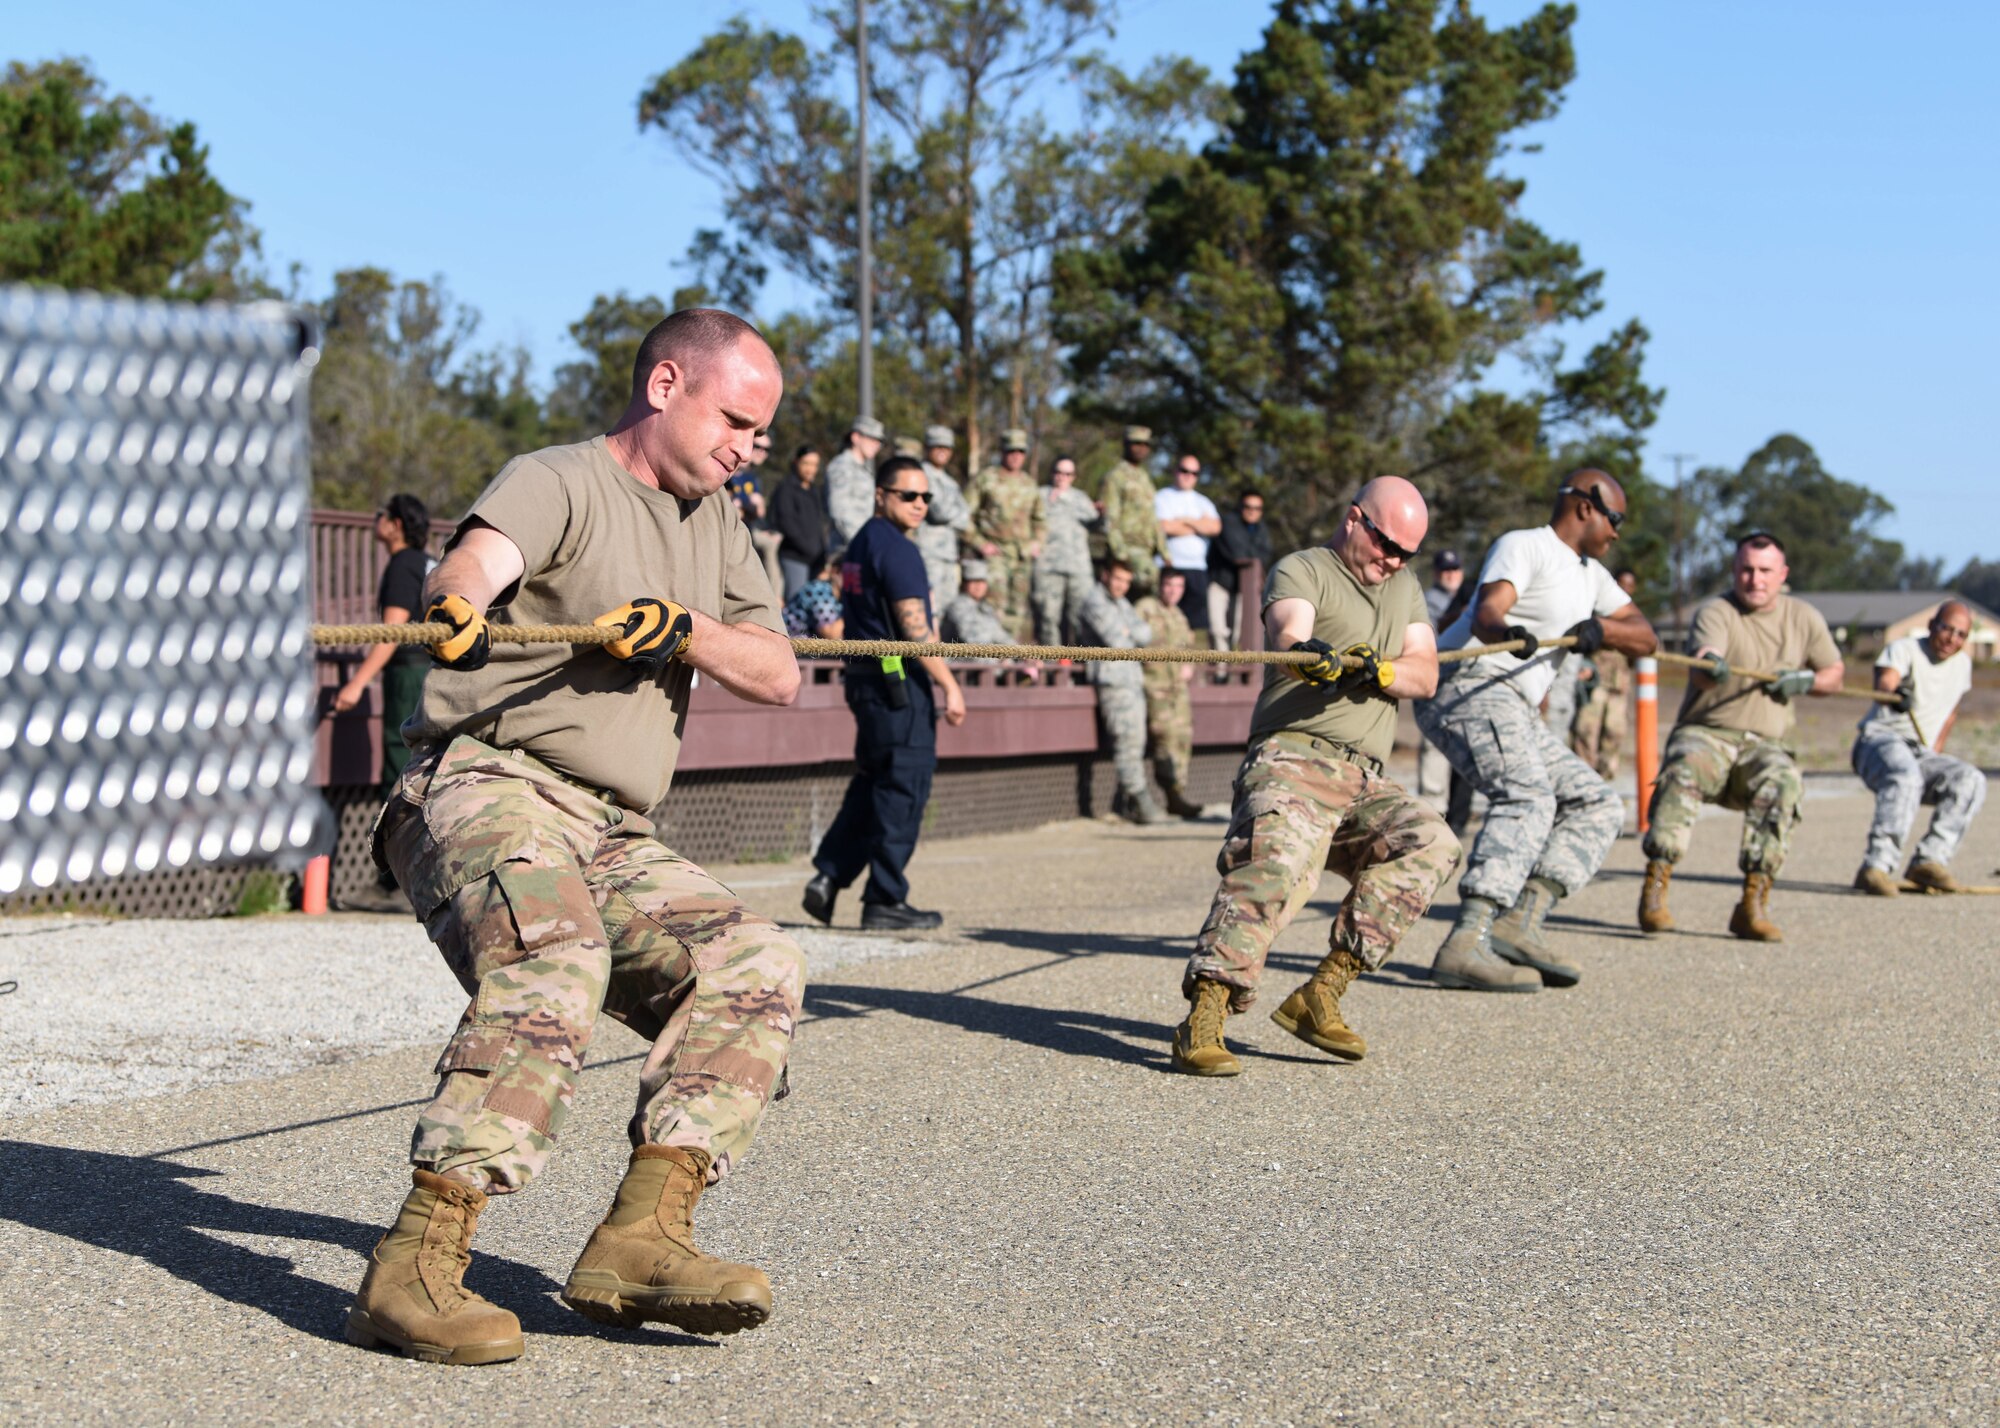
[348,308,806,1364]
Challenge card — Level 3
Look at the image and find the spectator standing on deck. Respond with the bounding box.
[1207,489,1274,652]
[805,456,967,932]
[916,425,972,605]
[1135,568,1204,819]
[1156,453,1221,631]
[1033,454,1100,645]
[770,445,829,600]
[1849,601,1985,896]
[1100,426,1168,595]
[826,416,885,546]
[1078,556,1161,825]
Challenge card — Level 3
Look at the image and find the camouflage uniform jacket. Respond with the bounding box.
[1134,594,1194,697]
[940,591,1016,647]
[1077,584,1152,689]
[826,448,875,546]
[1099,459,1167,570]
[1586,647,1630,696]
[1036,485,1101,576]
[963,466,1046,550]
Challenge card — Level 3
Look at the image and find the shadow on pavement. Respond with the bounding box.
[1591,865,1856,897]
[806,981,1171,1069]
[0,1140,695,1348]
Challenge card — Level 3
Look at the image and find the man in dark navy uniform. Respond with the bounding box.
[803,455,968,931]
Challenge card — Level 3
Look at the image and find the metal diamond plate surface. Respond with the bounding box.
[0,285,326,893]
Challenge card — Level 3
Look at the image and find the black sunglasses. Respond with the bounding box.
[1560,483,1624,530]
[883,488,931,503]
[1355,507,1415,563]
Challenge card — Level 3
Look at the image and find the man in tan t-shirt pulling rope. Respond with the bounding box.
[1640,531,1845,942]
[1171,477,1462,1076]
[346,309,807,1365]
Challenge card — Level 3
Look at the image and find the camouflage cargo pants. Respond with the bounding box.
[1144,678,1194,792]
[1184,733,1461,1009]
[987,542,1035,643]
[1641,724,1802,875]
[1851,724,1987,872]
[1415,678,1625,905]
[379,736,805,1194]
[1570,685,1628,779]
[1032,565,1092,645]
[1097,683,1150,799]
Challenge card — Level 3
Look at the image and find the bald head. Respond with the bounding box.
[1335,475,1430,586]
[1551,469,1626,560]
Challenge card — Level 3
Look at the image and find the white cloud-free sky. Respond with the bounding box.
[13,1,1996,567]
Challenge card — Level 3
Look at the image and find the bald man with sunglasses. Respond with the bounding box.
[1416,472,1658,992]
[1173,477,1461,1075]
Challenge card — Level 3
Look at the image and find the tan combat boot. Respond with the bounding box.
[1728,871,1783,941]
[1854,865,1900,897]
[1171,979,1241,1076]
[1270,947,1367,1061]
[562,1145,772,1336]
[345,1170,524,1365]
[1490,876,1582,988]
[1907,860,1962,894]
[1638,860,1676,933]
[1430,897,1540,992]
[1162,784,1206,820]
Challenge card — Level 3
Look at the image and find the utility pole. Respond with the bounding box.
[1665,452,1696,639]
[854,0,874,423]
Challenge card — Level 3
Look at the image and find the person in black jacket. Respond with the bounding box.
[1206,489,1276,650]
[769,445,829,599]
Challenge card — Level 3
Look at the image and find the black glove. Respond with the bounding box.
[1290,638,1340,688]
[1501,625,1540,660]
[424,594,491,672]
[1892,683,1916,716]
[593,597,695,672]
[1565,617,1605,655]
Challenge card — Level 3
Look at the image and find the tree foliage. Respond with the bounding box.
[1056,0,1660,562]
[0,58,258,298]
[1689,434,1905,593]
[636,1,1224,465]
[307,268,544,514]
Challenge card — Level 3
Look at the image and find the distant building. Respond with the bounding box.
[1795,591,1999,661]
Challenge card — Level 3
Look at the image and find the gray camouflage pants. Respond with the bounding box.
[1097,684,1149,799]
[1416,677,1625,905]
[1851,725,1987,871]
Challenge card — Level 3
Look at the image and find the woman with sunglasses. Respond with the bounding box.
[1417,472,1658,994]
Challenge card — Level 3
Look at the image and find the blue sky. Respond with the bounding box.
[13,2,1996,569]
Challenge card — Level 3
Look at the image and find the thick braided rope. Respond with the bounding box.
[309,624,1902,706]
[313,622,1569,667]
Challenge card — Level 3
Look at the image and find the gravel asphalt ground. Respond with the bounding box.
[2,779,1994,1424]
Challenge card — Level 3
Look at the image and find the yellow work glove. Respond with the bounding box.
[1289,639,1341,688]
[1332,641,1395,696]
[593,597,694,672]
[424,594,491,671]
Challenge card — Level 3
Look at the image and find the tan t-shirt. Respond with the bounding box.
[1674,592,1841,740]
[407,437,783,811]
[1249,548,1427,763]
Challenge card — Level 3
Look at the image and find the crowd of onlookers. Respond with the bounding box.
[724,419,1275,658]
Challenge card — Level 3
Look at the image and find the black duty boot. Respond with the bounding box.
[861,901,943,931]
[801,874,837,926]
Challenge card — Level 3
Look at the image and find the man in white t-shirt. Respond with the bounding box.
[1155,453,1221,631]
[1415,472,1658,991]
[1851,600,1986,895]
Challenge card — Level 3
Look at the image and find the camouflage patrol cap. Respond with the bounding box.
[960,558,991,582]
[1124,425,1153,446]
[851,416,885,440]
[924,425,955,450]
[892,436,923,458]
[1000,427,1030,452]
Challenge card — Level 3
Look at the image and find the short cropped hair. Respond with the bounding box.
[875,454,925,488]
[382,492,429,549]
[1736,531,1787,558]
[629,308,765,402]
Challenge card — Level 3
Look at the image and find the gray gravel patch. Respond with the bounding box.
[0,907,943,1119]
